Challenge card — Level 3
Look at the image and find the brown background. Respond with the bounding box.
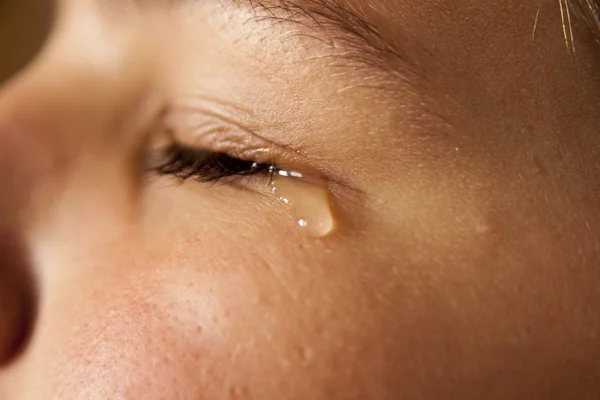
[0,0,50,83]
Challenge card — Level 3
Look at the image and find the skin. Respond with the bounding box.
[0,0,600,398]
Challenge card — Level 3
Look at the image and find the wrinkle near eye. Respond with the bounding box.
[164,98,281,163]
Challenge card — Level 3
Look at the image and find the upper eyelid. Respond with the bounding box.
[171,94,255,119]
[166,114,274,162]
[160,100,340,187]
[167,95,261,142]
[163,99,298,166]
[162,97,365,196]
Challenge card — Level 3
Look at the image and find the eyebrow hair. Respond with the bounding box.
[235,0,415,83]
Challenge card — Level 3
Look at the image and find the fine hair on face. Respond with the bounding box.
[574,0,600,37]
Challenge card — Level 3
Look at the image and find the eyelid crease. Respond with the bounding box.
[163,100,305,169]
[160,105,361,193]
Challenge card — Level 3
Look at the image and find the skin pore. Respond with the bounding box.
[0,0,600,398]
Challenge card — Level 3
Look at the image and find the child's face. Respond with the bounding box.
[1,0,600,398]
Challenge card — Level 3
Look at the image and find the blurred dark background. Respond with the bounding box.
[0,0,51,84]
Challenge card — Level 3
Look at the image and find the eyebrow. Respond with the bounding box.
[235,0,413,79]
[125,0,416,87]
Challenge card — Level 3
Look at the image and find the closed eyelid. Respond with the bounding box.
[163,100,299,167]
[159,101,361,192]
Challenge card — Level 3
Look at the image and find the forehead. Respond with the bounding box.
[58,0,546,52]
[55,0,569,89]
[84,0,539,22]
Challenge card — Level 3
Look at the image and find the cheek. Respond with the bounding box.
[27,248,236,398]
[133,182,390,398]
[19,180,393,399]
[38,247,387,399]
[52,282,212,398]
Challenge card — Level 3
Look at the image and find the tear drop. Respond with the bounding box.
[270,171,335,238]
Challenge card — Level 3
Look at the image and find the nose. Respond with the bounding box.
[0,69,47,372]
[0,229,36,366]
[0,1,160,369]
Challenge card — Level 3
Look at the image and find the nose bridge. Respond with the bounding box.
[0,3,158,367]
[0,74,124,230]
[0,3,157,222]
[0,87,46,368]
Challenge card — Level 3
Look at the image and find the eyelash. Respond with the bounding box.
[153,143,278,184]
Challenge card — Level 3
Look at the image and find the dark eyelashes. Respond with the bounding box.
[153,143,276,183]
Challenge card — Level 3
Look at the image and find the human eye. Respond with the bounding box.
[152,142,278,187]
[146,125,335,237]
